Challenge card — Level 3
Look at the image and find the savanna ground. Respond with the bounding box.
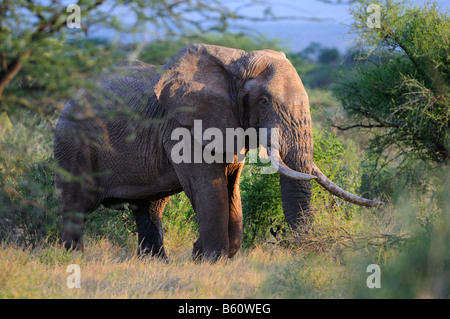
[1,1,449,299]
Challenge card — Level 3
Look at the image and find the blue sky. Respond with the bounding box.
[233,0,450,53]
[84,0,450,54]
[242,0,357,52]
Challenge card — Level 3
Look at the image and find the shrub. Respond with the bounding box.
[334,0,449,167]
[240,160,283,248]
[355,167,450,298]
[0,114,60,245]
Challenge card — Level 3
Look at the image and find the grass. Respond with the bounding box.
[0,238,282,298]
[0,189,384,299]
[3,195,442,299]
[0,237,368,299]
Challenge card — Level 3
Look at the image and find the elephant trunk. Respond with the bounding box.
[280,175,313,228]
[274,129,315,229]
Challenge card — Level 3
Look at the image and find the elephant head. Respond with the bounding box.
[153,44,382,230]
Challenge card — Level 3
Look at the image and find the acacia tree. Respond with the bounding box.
[0,1,106,97]
[333,0,449,167]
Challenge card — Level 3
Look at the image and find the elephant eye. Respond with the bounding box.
[259,96,270,106]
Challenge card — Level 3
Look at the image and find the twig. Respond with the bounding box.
[332,123,392,131]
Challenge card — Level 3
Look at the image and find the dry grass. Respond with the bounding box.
[0,237,300,299]
[0,205,398,299]
[2,193,444,299]
[286,205,407,257]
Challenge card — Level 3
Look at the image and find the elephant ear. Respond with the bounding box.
[153,44,245,145]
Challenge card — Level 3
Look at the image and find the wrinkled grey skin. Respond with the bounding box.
[54,44,339,260]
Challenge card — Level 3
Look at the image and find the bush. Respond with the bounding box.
[240,160,283,248]
[334,0,449,166]
[85,205,136,248]
[0,114,60,245]
[355,167,450,298]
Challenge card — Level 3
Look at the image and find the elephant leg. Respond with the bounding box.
[192,237,202,259]
[58,176,98,251]
[57,142,101,251]
[132,197,169,258]
[192,165,244,259]
[227,163,244,258]
[174,163,230,261]
[61,207,87,251]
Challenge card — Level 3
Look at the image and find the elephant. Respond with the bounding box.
[54,44,382,260]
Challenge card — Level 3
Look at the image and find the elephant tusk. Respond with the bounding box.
[267,148,317,181]
[311,162,384,207]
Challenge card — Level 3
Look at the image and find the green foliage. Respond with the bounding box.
[85,205,136,247]
[240,161,284,248]
[287,42,343,89]
[355,167,450,298]
[0,114,60,245]
[334,1,450,167]
[2,36,124,116]
[162,193,197,241]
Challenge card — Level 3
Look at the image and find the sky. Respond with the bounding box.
[83,0,450,54]
[233,0,450,53]
[234,0,355,52]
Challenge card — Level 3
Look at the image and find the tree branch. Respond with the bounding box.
[1,51,7,72]
[0,49,31,98]
[332,123,393,131]
[0,0,106,101]
[385,30,420,70]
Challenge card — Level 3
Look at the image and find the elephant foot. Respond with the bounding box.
[61,211,86,251]
[192,238,232,262]
[61,231,84,251]
[192,238,203,261]
[137,245,168,260]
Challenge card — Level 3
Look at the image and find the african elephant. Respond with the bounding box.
[54,44,381,260]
